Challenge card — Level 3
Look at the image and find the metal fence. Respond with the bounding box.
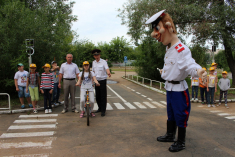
[126,74,165,90]
[0,93,11,110]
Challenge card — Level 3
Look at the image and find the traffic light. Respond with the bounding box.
[212,46,216,52]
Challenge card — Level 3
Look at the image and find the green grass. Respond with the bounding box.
[111,68,136,72]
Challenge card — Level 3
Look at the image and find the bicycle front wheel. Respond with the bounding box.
[86,103,90,126]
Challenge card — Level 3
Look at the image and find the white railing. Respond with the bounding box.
[126,74,165,90]
[0,93,11,110]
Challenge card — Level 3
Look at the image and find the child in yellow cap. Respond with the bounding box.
[207,67,218,107]
[26,64,40,113]
[218,71,230,108]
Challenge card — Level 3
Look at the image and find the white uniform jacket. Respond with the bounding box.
[161,41,202,91]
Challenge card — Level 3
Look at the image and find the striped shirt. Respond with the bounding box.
[40,73,54,89]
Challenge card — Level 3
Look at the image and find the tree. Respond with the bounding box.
[118,0,235,86]
[215,50,235,72]
[190,44,207,68]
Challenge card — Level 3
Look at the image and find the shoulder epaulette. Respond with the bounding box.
[175,43,185,53]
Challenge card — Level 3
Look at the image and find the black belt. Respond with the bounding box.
[168,80,183,84]
[64,78,75,80]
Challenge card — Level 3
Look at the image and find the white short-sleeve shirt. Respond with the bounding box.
[59,62,80,79]
[92,58,109,81]
[161,41,202,91]
[79,71,95,91]
[14,70,28,87]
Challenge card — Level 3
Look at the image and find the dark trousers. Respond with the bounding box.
[219,90,228,104]
[95,79,107,113]
[207,87,215,105]
[43,89,52,109]
[200,87,207,102]
[52,83,61,103]
[192,86,198,98]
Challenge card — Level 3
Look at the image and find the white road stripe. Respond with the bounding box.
[210,111,223,113]
[152,101,166,108]
[124,102,136,109]
[0,141,52,149]
[107,103,113,110]
[225,116,235,119]
[8,124,56,130]
[160,101,167,105]
[136,92,141,94]
[218,113,231,116]
[143,102,156,108]
[197,105,204,107]
[0,132,54,138]
[133,102,147,109]
[114,103,125,109]
[107,85,127,103]
[19,114,58,118]
[131,89,135,91]
[93,103,98,110]
[127,87,131,89]
[14,119,57,123]
[147,98,153,101]
[107,95,111,96]
[141,95,147,97]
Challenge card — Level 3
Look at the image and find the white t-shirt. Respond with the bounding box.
[14,70,28,87]
[191,77,199,86]
[79,71,95,91]
[92,58,109,81]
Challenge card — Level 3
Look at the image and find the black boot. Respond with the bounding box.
[169,127,186,152]
[157,121,177,142]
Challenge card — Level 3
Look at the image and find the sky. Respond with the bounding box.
[70,0,131,45]
[69,0,223,49]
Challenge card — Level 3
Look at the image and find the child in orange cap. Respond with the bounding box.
[218,71,230,108]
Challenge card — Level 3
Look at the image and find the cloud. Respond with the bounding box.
[71,0,130,45]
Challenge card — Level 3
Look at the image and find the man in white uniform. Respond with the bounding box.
[92,49,111,117]
[145,10,205,152]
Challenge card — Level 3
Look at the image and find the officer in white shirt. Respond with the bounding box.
[146,10,205,152]
[59,54,80,113]
[92,49,111,117]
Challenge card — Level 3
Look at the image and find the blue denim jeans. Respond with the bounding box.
[192,86,198,99]
[51,83,61,103]
[207,87,215,105]
[18,86,30,98]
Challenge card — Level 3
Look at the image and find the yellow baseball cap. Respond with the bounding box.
[83,61,89,65]
[222,71,227,74]
[211,62,218,66]
[209,67,215,71]
[42,63,51,68]
[202,67,206,71]
[30,63,36,68]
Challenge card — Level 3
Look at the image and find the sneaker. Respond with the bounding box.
[207,104,211,107]
[217,103,221,107]
[225,104,229,109]
[29,104,33,108]
[52,102,57,108]
[80,111,85,118]
[91,113,95,117]
[48,109,52,113]
[45,109,49,114]
[74,109,79,113]
[191,98,194,101]
[21,104,25,109]
[195,98,198,101]
[61,109,67,114]
[212,104,216,107]
[33,109,38,113]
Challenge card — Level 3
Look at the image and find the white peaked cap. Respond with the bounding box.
[145,10,166,24]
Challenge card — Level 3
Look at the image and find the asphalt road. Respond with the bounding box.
[0,72,235,157]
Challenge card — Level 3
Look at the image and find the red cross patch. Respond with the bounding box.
[175,43,185,53]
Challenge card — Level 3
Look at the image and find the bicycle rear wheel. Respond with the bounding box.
[86,103,90,126]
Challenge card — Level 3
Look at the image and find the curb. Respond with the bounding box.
[122,76,235,104]
[0,101,64,115]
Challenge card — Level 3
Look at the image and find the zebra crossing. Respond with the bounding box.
[0,114,58,157]
[93,101,167,110]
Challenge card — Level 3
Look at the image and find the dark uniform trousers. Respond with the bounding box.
[95,79,107,113]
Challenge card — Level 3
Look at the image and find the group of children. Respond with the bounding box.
[191,62,231,108]
[14,62,61,113]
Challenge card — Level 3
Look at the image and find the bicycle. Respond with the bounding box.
[83,83,95,126]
